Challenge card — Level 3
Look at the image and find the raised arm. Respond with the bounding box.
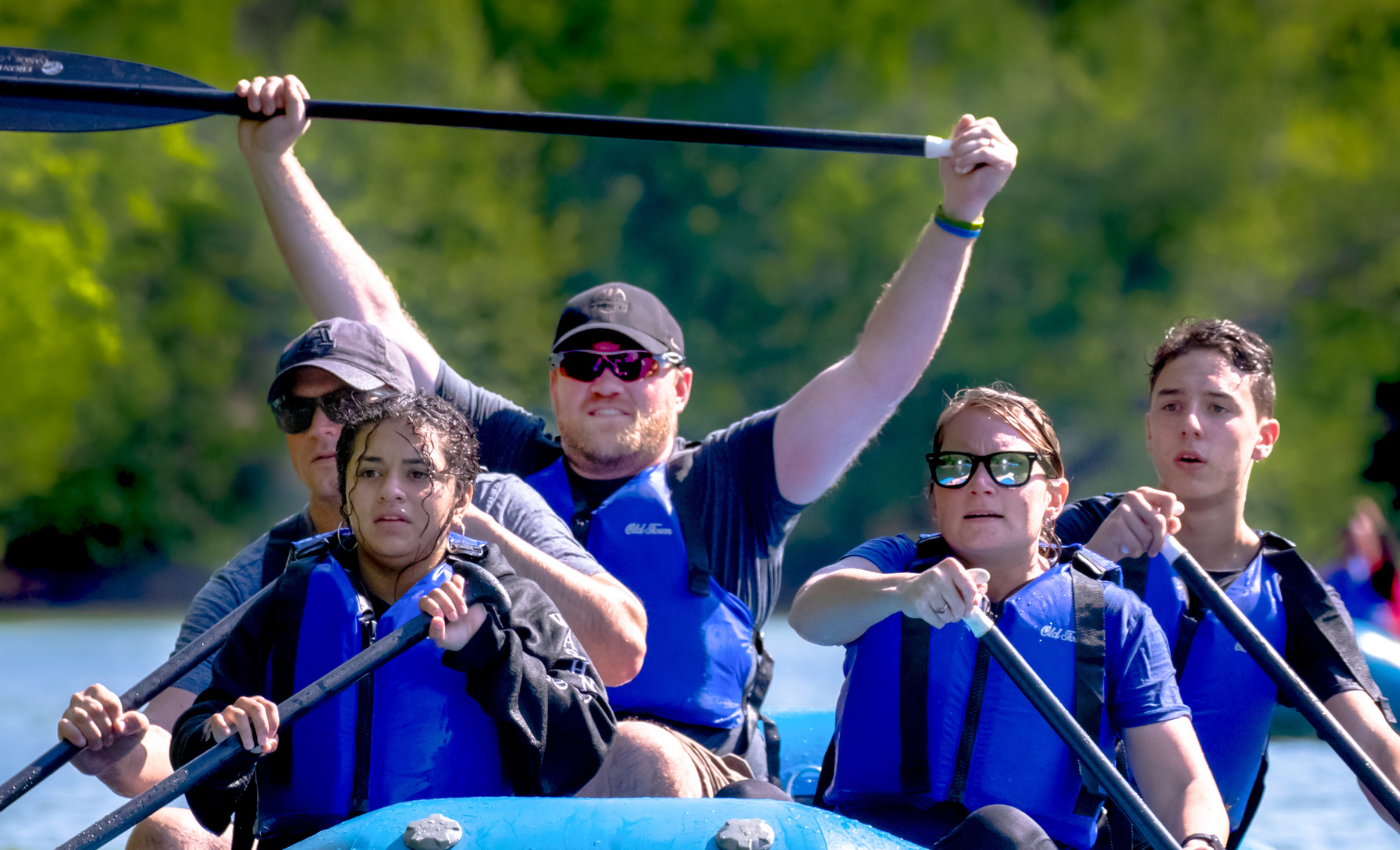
[235,75,439,388]
[772,116,1017,504]
[789,554,984,646]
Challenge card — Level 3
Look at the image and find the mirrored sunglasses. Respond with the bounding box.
[549,349,684,383]
[926,451,1043,489]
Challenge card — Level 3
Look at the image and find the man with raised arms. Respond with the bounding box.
[58,318,642,850]
[1055,319,1400,844]
[234,73,1017,796]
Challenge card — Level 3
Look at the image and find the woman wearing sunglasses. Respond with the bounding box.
[789,385,1227,850]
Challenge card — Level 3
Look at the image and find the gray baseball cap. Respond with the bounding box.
[267,318,415,403]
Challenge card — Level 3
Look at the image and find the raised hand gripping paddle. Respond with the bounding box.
[0,46,955,157]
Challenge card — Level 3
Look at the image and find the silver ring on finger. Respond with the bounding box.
[935,604,950,615]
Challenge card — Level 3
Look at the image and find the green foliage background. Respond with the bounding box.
[1,0,1397,601]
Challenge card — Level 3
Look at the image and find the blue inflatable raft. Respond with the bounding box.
[283,707,1282,850]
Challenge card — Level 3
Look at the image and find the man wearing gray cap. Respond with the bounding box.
[235,74,1017,797]
[56,317,642,850]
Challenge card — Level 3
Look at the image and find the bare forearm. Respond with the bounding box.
[1125,719,1229,843]
[789,566,909,646]
[773,226,971,504]
[1329,690,1400,831]
[470,516,646,686]
[95,726,175,798]
[1145,774,1230,842]
[242,149,439,385]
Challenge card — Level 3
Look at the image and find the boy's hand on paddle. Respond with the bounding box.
[1085,487,1184,561]
[59,683,150,775]
[899,556,987,630]
[421,574,488,652]
[207,696,280,754]
[235,74,311,160]
[938,115,1017,224]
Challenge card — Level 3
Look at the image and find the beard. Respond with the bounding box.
[560,396,678,477]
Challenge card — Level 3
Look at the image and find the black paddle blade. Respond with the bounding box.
[0,46,217,132]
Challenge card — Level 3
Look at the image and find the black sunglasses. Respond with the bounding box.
[549,349,684,383]
[270,387,395,434]
[926,451,1043,489]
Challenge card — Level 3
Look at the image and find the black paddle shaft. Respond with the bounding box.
[1160,538,1400,825]
[55,612,433,850]
[963,610,1183,850]
[0,46,945,156]
[0,75,934,155]
[0,583,276,815]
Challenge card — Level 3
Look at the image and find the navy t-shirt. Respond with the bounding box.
[1056,494,1367,704]
[844,534,1189,730]
[435,360,805,627]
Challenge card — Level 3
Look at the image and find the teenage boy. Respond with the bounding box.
[1056,319,1400,844]
[59,318,641,850]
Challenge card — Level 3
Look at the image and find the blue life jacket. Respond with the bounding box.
[526,457,756,729]
[256,532,511,839]
[1129,549,1284,831]
[825,538,1119,850]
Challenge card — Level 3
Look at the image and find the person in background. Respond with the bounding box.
[1056,319,1400,843]
[171,392,614,850]
[58,318,642,850]
[232,71,1018,797]
[790,385,1227,850]
[1326,497,1400,635]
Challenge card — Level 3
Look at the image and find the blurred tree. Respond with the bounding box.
[0,0,1397,603]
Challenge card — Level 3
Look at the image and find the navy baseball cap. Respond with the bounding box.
[552,283,685,356]
[267,318,415,403]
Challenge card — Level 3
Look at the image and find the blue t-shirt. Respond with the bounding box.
[435,359,805,626]
[844,534,1189,731]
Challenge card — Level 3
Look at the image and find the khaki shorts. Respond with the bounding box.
[660,723,755,796]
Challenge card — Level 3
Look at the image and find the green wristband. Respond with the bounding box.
[935,204,984,231]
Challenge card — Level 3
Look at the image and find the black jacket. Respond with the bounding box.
[170,538,615,841]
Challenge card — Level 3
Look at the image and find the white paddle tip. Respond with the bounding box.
[962,607,994,637]
[1161,536,1186,563]
[924,135,952,158]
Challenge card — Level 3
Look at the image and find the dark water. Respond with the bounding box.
[1,613,1397,850]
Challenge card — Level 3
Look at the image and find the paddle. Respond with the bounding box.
[54,559,513,850]
[0,46,954,158]
[55,611,433,850]
[958,569,1182,850]
[1158,537,1400,825]
[0,582,276,815]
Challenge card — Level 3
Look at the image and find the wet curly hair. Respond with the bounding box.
[334,392,481,525]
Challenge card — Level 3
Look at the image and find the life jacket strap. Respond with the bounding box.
[898,536,956,796]
[261,512,312,589]
[1070,556,1109,817]
[946,640,992,805]
[1259,532,1396,722]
